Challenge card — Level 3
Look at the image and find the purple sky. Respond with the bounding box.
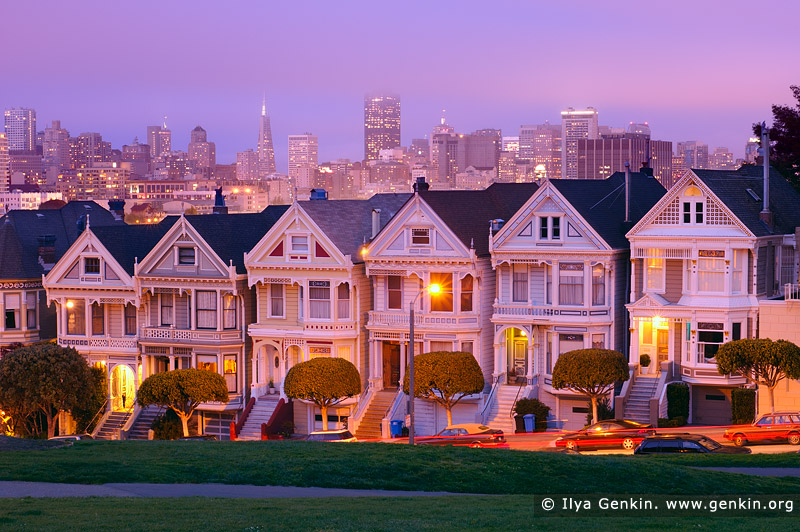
[1,1,798,171]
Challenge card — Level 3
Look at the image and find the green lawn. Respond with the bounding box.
[0,440,798,495]
[0,496,795,532]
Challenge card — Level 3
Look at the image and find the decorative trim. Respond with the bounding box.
[0,281,42,289]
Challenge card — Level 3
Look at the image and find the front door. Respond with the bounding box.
[656,329,669,369]
[111,364,136,412]
[382,342,400,388]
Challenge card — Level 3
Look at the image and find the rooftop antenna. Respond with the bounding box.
[441,109,446,125]
[262,92,267,117]
[162,115,168,129]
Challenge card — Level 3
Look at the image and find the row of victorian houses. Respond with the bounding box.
[2,165,800,439]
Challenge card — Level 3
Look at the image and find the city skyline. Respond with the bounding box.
[1,1,797,170]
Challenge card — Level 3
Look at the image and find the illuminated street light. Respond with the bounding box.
[408,283,440,445]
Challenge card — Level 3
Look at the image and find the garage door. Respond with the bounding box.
[692,386,731,426]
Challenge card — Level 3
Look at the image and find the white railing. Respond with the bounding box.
[786,283,800,301]
[492,303,610,318]
[304,322,356,332]
[382,388,407,439]
[59,336,138,350]
[348,386,375,435]
[368,311,480,328]
[140,327,242,342]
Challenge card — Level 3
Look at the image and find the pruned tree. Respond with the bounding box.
[403,351,485,426]
[0,343,94,438]
[552,349,629,424]
[137,369,229,437]
[284,357,361,431]
[716,338,800,415]
[754,85,800,187]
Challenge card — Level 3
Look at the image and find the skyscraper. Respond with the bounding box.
[0,133,9,193]
[147,121,171,159]
[43,120,70,171]
[561,107,598,179]
[364,94,401,162]
[69,133,112,169]
[677,141,709,169]
[288,133,318,190]
[519,122,562,179]
[576,134,672,185]
[237,149,260,181]
[4,108,36,153]
[188,126,216,178]
[258,94,277,175]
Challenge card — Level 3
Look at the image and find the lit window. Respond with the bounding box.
[430,272,453,312]
[592,264,605,305]
[646,258,664,292]
[197,354,218,372]
[224,354,237,392]
[223,293,236,329]
[66,300,85,335]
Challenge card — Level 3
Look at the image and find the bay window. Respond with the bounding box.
[91,303,104,336]
[4,293,20,330]
[270,284,284,317]
[197,354,218,372]
[559,263,584,305]
[732,250,746,294]
[196,291,217,329]
[66,300,85,335]
[430,272,453,312]
[223,355,237,392]
[160,294,173,327]
[512,264,528,302]
[223,293,236,329]
[592,264,605,305]
[697,323,724,363]
[124,304,137,335]
[309,281,331,319]
[698,251,725,292]
[337,283,350,319]
[460,275,473,312]
[26,292,37,329]
[387,276,402,310]
[645,258,664,292]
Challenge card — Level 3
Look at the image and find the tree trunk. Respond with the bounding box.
[591,396,598,425]
[180,413,190,437]
[446,406,453,426]
[768,385,776,414]
[321,405,328,431]
[45,409,56,439]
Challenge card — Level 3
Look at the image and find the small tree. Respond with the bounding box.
[552,349,629,424]
[715,338,800,415]
[0,343,93,438]
[71,366,108,433]
[137,369,229,437]
[284,358,360,431]
[402,351,484,426]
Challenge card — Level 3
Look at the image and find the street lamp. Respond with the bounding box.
[408,282,440,445]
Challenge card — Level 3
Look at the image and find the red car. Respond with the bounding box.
[416,424,507,448]
[555,419,656,451]
[723,412,800,446]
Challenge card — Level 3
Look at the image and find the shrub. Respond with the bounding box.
[657,416,687,428]
[640,354,651,367]
[731,388,756,425]
[513,398,551,431]
[552,348,629,424]
[151,409,182,440]
[666,382,690,420]
[285,357,361,431]
[586,397,614,425]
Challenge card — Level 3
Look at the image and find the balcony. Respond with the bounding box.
[139,327,243,344]
[492,302,610,321]
[367,311,480,329]
[58,335,138,352]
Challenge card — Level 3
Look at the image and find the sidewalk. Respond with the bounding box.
[0,481,471,499]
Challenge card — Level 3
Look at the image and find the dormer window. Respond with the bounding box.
[411,228,430,245]
[84,258,100,275]
[291,235,309,253]
[178,247,196,265]
[539,216,561,241]
[682,186,704,225]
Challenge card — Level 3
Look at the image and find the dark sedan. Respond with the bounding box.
[554,419,656,451]
[634,434,751,454]
[416,424,507,448]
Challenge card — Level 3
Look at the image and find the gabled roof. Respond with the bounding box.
[549,172,666,249]
[299,194,411,261]
[691,166,800,237]
[419,183,540,257]
[0,201,123,280]
[91,222,177,276]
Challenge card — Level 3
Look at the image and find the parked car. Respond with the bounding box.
[554,419,655,451]
[48,434,94,441]
[179,434,218,441]
[634,434,751,454]
[306,430,357,442]
[416,423,506,448]
[723,412,800,447]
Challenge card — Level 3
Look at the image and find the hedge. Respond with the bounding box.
[513,398,551,431]
[731,388,756,425]
[666,382,689,420]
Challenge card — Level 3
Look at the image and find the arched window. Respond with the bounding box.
[460,275,473,312]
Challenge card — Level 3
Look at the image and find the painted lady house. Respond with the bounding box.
[624,165,800,425]
[487,169,665,430]
[362,179,539,436]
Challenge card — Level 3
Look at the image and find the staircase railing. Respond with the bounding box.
[347,386,374,435]
[262,398,292,440]
[120,404,141,439]
[479,375,502,424]
[613,366,636,419]
[509,382,525,419]
[230,396,256,440]
[82,398,109,435]
[382,388,407,438]
[649,364,671,425]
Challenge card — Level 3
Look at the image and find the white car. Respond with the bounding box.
[306,429,357,442]
[48,434,94,441]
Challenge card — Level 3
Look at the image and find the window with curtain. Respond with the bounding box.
[781,247,795,286]
[387,276,402,310]
[26,292,37,329]
[124,304,137,335]
[196,291,217,329]
[460,275,473,312]
[223,354,237,392]
[546,264,552,304]
[430,341,452,352]
[646,258,664,291]
[4,293,19,329]
[291,235,308,253]
[309,281,331,319]
[91,303,104,336]
[698,257,724,292]
[430,272,453,312]
[512,264,528,302]
[270,284,284,317]
[732,250,746,294]
[558,263,584,305]
[592,264,605,305]
[178,247,195,265]
[66,300,85,335]
[223,294,236,329]
[337,283,350,319]
[160,294,173,326]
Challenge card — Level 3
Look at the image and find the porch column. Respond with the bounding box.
[399,340,406,383]
[493,342,503,380]
[216,290,222,331]
[20,296,27,332]
[527,340,534,382]
[629,319,639,365]
[169,355,175,371]
[190,289,196,330]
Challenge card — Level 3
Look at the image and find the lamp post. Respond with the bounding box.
[408,283,440,445]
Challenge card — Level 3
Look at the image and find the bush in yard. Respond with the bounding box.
[151,409,182,440]
[284,357,361,431]
[731,388,756,425]
[658,416,687,428]
[403,351,485,426]
[552,349,629,424]
[666,382,690,420]
[70,366,108,434]
[137,369,229,437]
[513,398,551,431]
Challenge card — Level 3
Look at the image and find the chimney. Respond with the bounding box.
[760,122,773,227]
[309,189,328,200]
[490,219,505,232]
[371,208,381,238]
[624,161,631,223]
[413,176,429,193]
[213,187,228,215]
[108,199,125,221]
[37,235,56,266]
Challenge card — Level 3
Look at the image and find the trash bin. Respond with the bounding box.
[514,415,525,434]
[390,420,404,438]
[523,414,535,433]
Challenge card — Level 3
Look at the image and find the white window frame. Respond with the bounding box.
[386,276,403,310]
[309,281,331,320]
[538,216,561,241]
[83,256,101,275]
[512,264,528,303]
[732,250,746,294]
[645,258,665,293]
[269,284,285,318]
[4,293,20,330]
[177,247,196,265]
[697,255,725,293]
[410,227,431,246]
[682,200,704,225]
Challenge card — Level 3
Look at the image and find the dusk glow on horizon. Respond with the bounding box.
[2,0,799,169]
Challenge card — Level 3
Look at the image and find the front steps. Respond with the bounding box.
[94,411,131,440]
[127,405,164,440]
[237,396,281,441]
[354,389,396,440]
[623,375,659,424]
[482,385,524,433]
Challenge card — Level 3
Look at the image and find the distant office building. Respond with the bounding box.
[58,162,130,201]
[519,122,561,179]
[561,107,598,179]
[3,108,36,153]
[627,122,651,137]
[0,190,63,215]
[457,130,501,176]
[258,95,277,176]
[710,147,735,170]
[409,139,429,162]
[43,120,70,173]
[288,134,318,191]
[121,137,151,178]
[502,136,519,153]
[497,151,517,183]
[648,139,673,187]
[430,112,455,161]
[9,153,43,185]
[430,132,459,187]
[677,140,709,169]
[187,126,216,178]
[237,149,260,181]
[745,137,760,164]
[146,123,171,159]
[0,133,9,193]
[576,134,672,185]
[364,94,401,161]
[367,160,411,190]
[69,133,112,170]
[455,166,494,190]
[670,153,687,188]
